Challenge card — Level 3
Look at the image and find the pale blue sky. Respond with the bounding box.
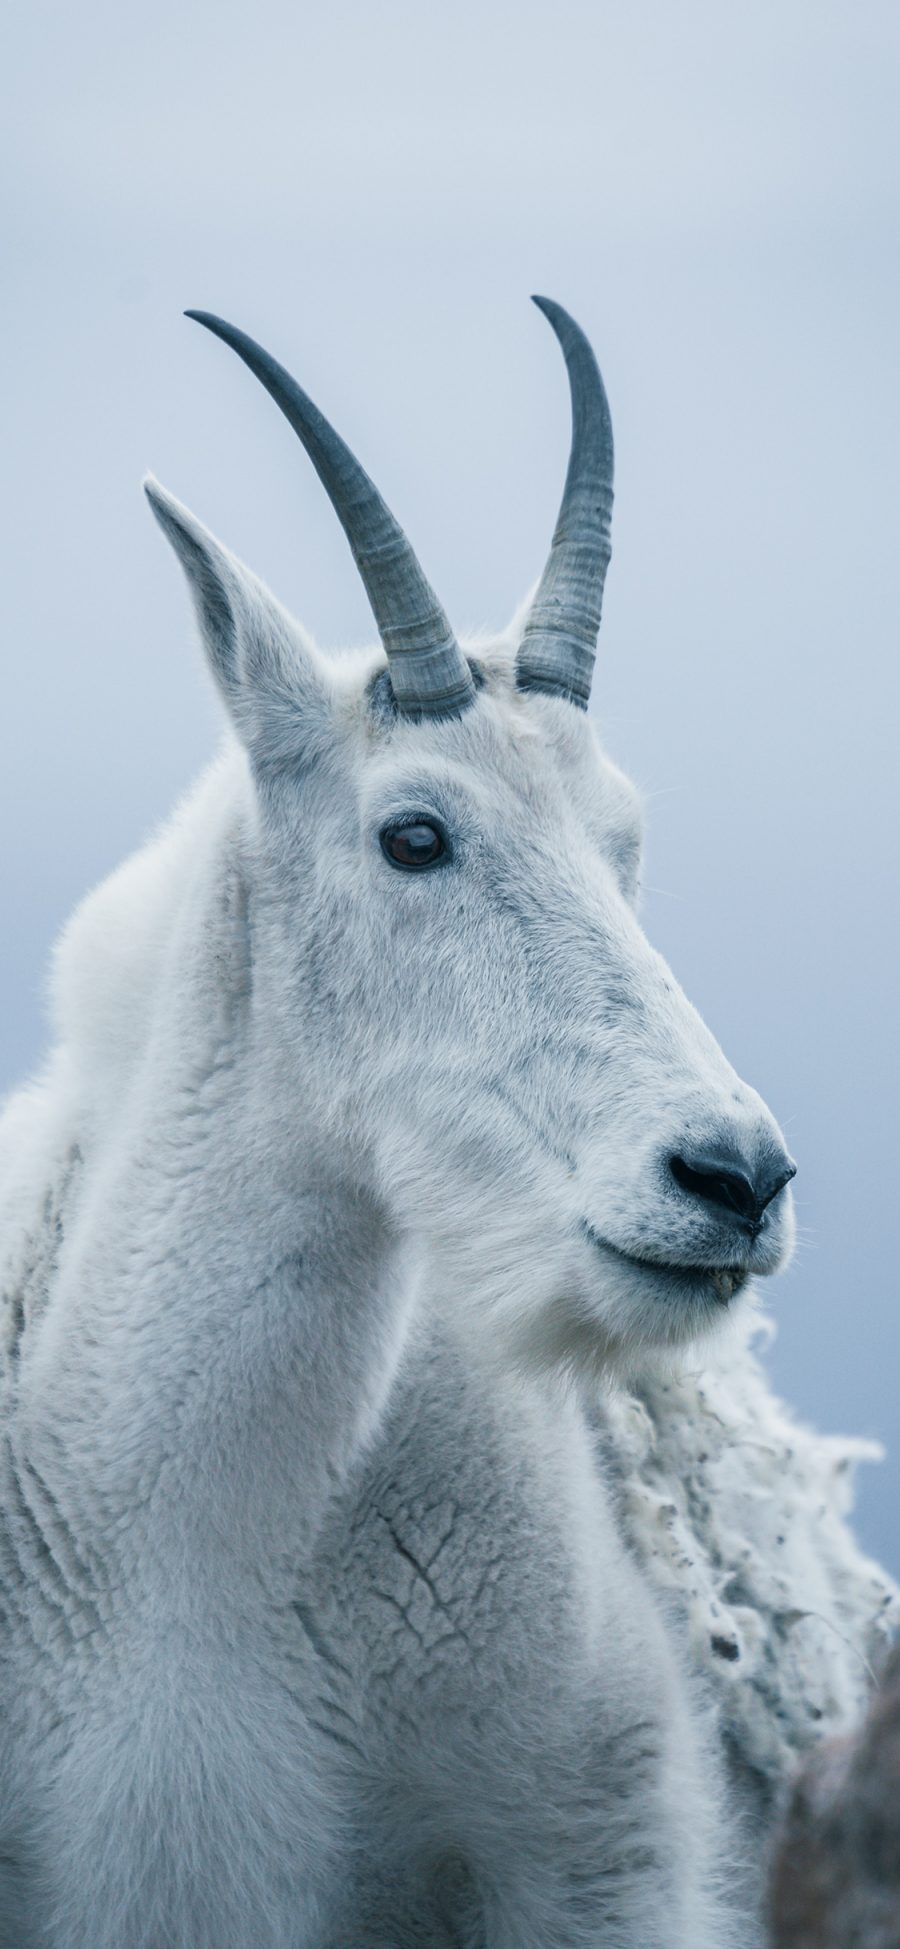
[2,1,899,1570]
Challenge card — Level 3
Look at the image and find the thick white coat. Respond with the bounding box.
[0,489,893,1948]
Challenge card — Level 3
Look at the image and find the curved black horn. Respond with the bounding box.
[516,297,614,709]
[185,311,475,721]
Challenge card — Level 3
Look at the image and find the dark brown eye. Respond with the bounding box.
[380,821,447,870]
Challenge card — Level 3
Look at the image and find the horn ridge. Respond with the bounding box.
[184,310,475,721]
[516,296,614,709]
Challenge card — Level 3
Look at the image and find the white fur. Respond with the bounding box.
[0,483,893,1947]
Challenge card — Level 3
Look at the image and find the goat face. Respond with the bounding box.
[320,644,793,1364]
[147,302,794,1367]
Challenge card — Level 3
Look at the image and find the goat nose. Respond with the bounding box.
[669,1145,796,1227]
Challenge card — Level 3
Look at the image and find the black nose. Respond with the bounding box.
[669,1146,796,1228]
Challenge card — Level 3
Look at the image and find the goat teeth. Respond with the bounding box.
[712,1271,736,1304]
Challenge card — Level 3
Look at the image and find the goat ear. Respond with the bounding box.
[144,476,333,767]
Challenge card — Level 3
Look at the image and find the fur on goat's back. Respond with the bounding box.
[594,1313,898,1806]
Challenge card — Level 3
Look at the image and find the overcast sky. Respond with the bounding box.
[2,0,899,1573]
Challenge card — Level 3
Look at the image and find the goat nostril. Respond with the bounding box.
[669,1149,796,1226]
[670,1152,762,1225]
[757,1158,797,1213]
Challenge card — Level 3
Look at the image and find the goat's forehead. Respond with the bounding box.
[335,644,618,809]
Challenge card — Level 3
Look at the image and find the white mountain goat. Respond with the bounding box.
[0,300,894,1949]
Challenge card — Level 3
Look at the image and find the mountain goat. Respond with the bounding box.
[0,299,893,1948]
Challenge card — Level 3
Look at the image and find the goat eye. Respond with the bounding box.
[380,821,446,870]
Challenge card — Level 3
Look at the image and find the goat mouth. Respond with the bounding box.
[583,1227,750,1307]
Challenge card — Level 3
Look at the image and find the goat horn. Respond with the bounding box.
[185,312,475,721]
[516,297,614,709]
